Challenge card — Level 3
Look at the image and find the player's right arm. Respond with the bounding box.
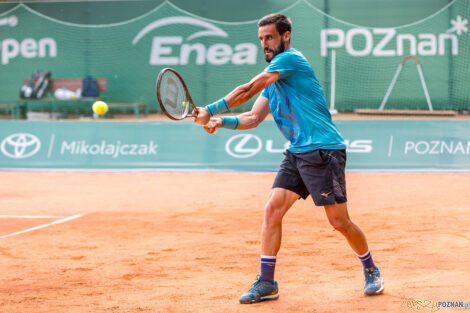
[193,71,278,125]
[203,94,270,133]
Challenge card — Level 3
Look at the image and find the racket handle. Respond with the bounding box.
[184,115,195,119]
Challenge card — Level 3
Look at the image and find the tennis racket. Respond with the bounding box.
[156,68,196,120]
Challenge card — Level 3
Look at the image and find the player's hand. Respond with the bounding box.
[192,107,210,125]
[203,117,222,134]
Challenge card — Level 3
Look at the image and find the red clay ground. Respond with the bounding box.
[0,172,469,313]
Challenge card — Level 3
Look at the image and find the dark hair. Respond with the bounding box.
[257,13,292,35]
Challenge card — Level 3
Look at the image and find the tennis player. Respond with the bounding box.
[193,13,384,304]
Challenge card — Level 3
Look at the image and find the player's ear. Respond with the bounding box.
[283,31,291,43]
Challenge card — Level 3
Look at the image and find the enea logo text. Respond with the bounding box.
[321,16,468,57]
[132,16,257,66]
[0,16,57,65]
[1,133,41,159]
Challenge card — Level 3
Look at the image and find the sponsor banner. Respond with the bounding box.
[0,120,469,171]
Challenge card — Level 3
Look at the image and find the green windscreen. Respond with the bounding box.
[0,0,468,112]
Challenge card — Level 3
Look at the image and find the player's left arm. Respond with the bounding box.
[203,94,270,133]
[193,71,279,125]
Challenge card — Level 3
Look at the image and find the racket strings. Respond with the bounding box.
[160,71,189,119]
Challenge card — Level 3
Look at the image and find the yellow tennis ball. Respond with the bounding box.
[92,101,108,115]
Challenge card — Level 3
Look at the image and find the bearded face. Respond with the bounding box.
[264,40,285,62]
[259,24,290,63]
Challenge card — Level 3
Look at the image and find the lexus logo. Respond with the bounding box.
[225,134,262,158]
[1,133,41,159]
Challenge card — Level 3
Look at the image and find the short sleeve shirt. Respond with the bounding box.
[261,48,346,153]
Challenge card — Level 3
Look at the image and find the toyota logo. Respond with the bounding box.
[225,134,262,158]
[1,133,41,159]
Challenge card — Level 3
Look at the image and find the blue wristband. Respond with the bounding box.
[221,116,239,130]
[205,98,230,116]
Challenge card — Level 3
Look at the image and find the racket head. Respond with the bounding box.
[156,68,196,120]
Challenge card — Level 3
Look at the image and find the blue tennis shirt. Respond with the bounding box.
[261,48,346,153]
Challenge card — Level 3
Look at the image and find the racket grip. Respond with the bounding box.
[190,106,199,118]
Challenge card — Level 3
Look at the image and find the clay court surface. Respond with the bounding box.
[1,171,469,312]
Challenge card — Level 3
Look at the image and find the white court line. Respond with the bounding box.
[0,214,84,239]
[0,215,64,219]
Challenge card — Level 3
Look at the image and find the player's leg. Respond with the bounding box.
[261,151,308,283]
[323,201,368,255]
[295,149,384,296]
[240,152,308,304]
[261,187,300,256]
[239,187,298,304]
[324,202,384,295]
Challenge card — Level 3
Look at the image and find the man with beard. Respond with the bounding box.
[192,13,384,304]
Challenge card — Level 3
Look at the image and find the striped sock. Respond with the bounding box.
[260,255,276,283]
[357,250,377,269]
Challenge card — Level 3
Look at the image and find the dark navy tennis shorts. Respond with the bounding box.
[272,149,347,206]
